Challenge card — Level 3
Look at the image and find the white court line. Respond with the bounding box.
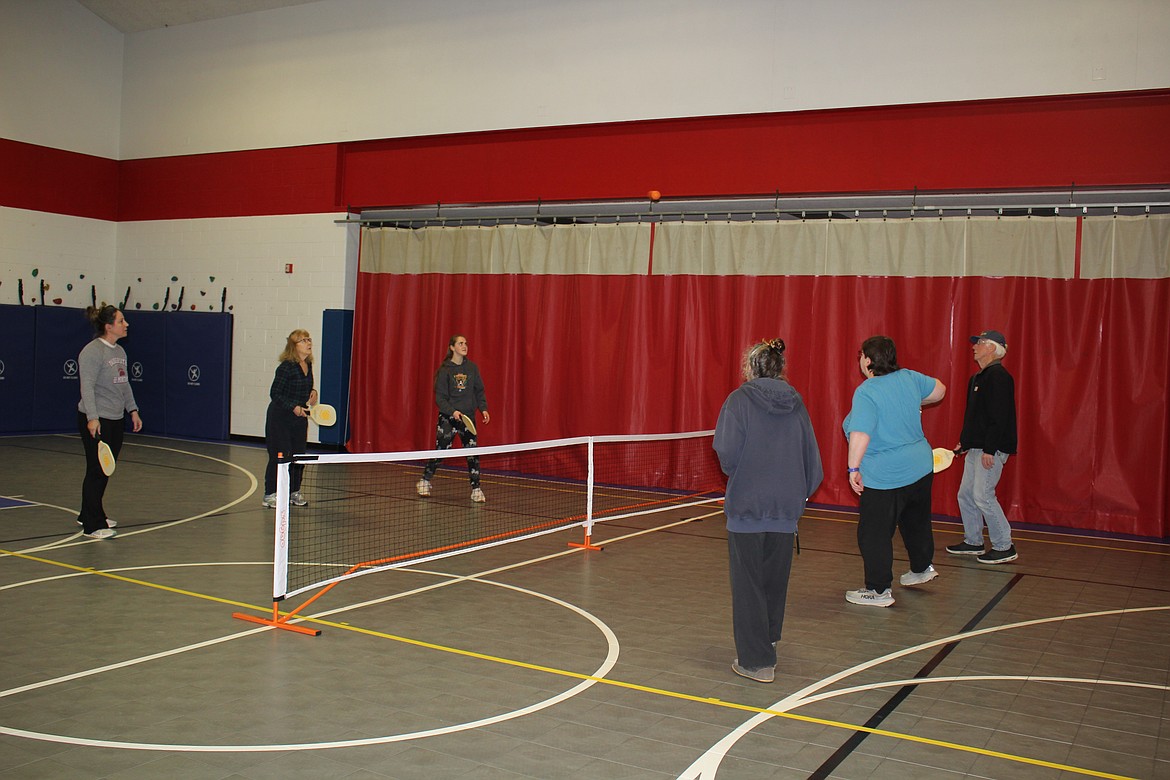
[792,674,1170,705]
[676,604,1170,779]
[0,493,719,751]
[2,439,259,555]
[0,559,621,751]
[0,472,712,753]
[0,496,84,553]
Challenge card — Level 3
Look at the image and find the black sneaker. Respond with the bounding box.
[946,541,985,556]
[977,545,1018,564]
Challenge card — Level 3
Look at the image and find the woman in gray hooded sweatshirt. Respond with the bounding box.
[713,339,823,683]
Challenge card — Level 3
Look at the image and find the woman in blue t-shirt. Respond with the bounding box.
[842,336,945,607]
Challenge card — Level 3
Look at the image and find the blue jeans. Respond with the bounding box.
[957,449,1012,550]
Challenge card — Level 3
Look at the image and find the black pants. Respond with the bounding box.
[728,531,795,670]
[422,414,480,488]
[857,471,934,592]
[77,411,123,534]
[264,405,308,495]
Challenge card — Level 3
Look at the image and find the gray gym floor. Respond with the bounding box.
[1,434,1167,779]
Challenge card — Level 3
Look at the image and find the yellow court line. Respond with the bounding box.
[0,544,1136,780]
[288,614,1133,780]
[0,548,266,612]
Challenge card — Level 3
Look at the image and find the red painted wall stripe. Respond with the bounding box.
[0,139,118,221]
[339,89,1170,210]
[2,89,1169,222]
[117,144,344,220]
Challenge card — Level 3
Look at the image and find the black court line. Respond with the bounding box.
[807,573,1026,779]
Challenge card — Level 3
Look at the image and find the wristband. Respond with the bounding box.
[847,467,860,473]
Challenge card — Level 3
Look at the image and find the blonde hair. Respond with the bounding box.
[279,329,313,363]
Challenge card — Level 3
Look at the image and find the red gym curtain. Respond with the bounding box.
[350,217,1170,538]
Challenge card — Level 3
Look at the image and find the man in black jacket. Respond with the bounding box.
[946,330,1019,564]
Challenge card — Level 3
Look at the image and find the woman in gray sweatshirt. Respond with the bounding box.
[713,338,822,683]
[76,305,142,539]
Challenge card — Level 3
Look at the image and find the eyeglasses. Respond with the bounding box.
[297,338,312,344]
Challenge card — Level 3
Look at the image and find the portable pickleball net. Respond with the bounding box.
[233,431,723,634]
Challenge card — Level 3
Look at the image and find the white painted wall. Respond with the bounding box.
[0,206,117,307]
[115,0,1170,158]
[115,213,348,437]
[0,0,123,158]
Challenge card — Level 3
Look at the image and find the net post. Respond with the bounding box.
[231,457,321,636]
[273,456,290,601]
[569,437,603,551]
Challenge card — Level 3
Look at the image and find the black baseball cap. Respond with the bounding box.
[970,330,1007,347]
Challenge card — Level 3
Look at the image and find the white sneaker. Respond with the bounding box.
[262,493,277,508]
[77,519,117,528]
[416,479,432,497]
[471,487,486,503]
[899,564,938,587]
[84,528,117,540]
[290,491,308,507]
[845,587,894,607]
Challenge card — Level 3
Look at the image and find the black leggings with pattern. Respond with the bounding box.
[422,414,480,487]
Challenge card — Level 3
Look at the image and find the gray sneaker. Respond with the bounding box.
[845,588,895,607]
[416,479,432,497]
[262,493,277,508]
[290,491,308,507]
[731,660,775,683]
[900,564,938,587]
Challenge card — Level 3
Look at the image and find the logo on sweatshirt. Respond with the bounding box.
[454,373,468,391]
